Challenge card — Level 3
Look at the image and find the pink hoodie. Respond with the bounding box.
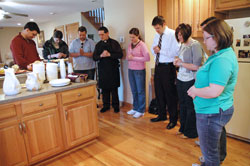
[126,41,150,70]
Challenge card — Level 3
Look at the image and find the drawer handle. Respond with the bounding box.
[19,123,23,134]
[77,93,82,97]
[65,111,68,120]
[39,103,44,106]
[22,122,26,133]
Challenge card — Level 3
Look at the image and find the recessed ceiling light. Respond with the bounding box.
[30,18,34,21]
[17,23,21,26]
[50,12,55,15]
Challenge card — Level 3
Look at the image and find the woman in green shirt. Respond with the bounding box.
[188,19,239,166]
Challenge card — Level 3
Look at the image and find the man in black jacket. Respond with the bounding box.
[93,26,123,113]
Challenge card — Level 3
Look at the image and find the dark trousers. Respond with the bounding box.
[219,127,227,162]
[74,68,95,80]
[176,79,198,138]
[154,63,178,123]
[102,88,119,109]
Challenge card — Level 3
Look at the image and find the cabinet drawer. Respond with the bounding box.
[0,104,17,120]
[21,94,57,115]
[61,86,95,104]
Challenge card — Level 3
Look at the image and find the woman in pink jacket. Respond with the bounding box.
[126,28,150,118]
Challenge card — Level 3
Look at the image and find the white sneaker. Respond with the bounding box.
[199,156,205,163]
[195,140,200,146]
[133,112,144,118]
[127,109,137,115]
[192,164,200,166]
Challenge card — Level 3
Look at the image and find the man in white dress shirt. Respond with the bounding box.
[150,16,180,130]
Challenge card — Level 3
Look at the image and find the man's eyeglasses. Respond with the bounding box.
[204,35,214,41]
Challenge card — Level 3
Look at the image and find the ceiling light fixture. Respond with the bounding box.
[0,10,4,20]
[30,18,34,21]
[17,23,21,26]
[49,12,55,15]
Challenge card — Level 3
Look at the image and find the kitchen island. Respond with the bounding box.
[0,80,99,166]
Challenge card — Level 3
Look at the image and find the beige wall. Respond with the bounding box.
[36,12,82,56]
[36,12,99,57]
[0,27,23,63]
[103,0,157,107]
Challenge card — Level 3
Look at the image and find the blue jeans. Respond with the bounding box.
[128,69,146,113]
[196,106,234,166]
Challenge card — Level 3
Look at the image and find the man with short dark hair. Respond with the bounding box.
[10,22,41,69]
[150,16,180,130]
[93,26,123,113]
[69,26,96,79]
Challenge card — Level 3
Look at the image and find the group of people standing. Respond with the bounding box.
[10,15,238,166]
[148,16,238,166]
[126,15,238,166]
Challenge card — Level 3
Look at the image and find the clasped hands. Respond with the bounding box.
[57,52,67,58]
[153,46,160,54]
[100,50,111,57]
[173,57,182,67]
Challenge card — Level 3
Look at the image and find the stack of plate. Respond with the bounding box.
[49,79,70,87]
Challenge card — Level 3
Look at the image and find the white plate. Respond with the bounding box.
[49,79,70,87]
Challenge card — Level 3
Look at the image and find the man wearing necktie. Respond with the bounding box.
[151,16,180,130]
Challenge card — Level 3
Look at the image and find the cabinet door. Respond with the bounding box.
[63,98,98,148]
[158,0,179,30]
[179,0,193,26]
[215,0,250,11]
[193,0,212,37]
[0,120,28,166]
[22,108,63,164]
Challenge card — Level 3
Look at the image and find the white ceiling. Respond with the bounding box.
[0,0,104,27]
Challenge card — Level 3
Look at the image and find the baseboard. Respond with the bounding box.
[227,133,250,143]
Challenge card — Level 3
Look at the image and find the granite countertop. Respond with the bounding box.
[0,80,97,105]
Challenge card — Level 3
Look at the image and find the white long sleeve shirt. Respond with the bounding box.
[151,27,180,63]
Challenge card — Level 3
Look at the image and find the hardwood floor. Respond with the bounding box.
[46,106,250,166]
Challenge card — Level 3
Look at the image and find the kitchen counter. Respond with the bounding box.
[0,80,96,104]
[0,79,99,166]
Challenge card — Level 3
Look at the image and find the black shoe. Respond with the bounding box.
[114,108,120,113]
[100,107,110,113]
[150,116,167,122]
[166,122,176,130]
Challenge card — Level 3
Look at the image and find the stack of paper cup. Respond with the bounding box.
[60,59,66,79]
[46,63,58,81]
[33,62,45,83]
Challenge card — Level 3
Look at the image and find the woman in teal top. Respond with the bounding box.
[188,19,238,166]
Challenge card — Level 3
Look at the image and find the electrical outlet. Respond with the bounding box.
[119,36,124,43]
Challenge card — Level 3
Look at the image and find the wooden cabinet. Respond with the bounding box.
[158,0,213,37]
[0,104,28,166]
[21,94,57,115]
[192,0,212,37]
[0,84,98,165]
[22,108,63,164]
[215,0,250,11]
[158,0,179,30]
[62,98,98,148]
[179,0,193,27]
[60,85,98,148]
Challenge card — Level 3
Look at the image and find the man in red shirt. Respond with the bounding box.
[10,22,41,69]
